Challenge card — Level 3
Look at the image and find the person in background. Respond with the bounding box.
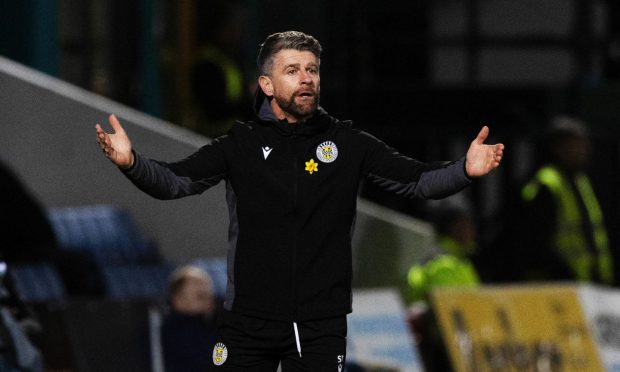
[407,205,480,303]
[406,205,481,372]
[160,265,217,372]
[192,0,253,138]
[516,115,613,285]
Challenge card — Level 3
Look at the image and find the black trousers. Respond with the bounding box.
[208,310,347,371]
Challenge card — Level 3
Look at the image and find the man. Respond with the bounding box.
[407,206,480,304]
[406,206,481,371]
[518,115,613,285]
[192,0,253,138]
[160,265,217,372]
[96,31,504,371]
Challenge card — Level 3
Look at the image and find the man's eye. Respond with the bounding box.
[287,69,297,75]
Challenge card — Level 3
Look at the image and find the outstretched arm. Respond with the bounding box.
[465,126,504,178]
[95,113,228,199]
[95,114,134,169]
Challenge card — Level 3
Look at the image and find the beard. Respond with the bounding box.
[273,90,320,121]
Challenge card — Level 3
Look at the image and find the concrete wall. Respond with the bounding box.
[0,56,228,262]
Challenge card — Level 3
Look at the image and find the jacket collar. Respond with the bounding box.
[252,88,331,137]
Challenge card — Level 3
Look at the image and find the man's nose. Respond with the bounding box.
[299,71,313,83]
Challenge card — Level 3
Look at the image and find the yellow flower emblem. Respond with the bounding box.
[305,159,318,174]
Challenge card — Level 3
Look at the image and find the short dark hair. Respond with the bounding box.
[257,31,322,76]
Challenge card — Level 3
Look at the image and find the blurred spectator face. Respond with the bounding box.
[547,116,590,173]
[553,134,590,173]
[436,208,478,257]
[450,216,477,246]
[446,215,478,257]
[171,275,214,316]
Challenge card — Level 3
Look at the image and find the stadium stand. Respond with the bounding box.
[190,256,228,300]
[101,264,173,301]
[47,204,161,266]
[7,262,67,303]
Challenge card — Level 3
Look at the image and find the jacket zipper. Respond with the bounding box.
[291,128,299,319]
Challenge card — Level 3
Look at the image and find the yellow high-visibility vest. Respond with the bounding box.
[522,165,613,285]
[407,254,480,303]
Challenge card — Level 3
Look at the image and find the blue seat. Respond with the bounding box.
[47,205,159,265]
[8,262,67,302]
[101,264,173,301]
[190,257,228,300]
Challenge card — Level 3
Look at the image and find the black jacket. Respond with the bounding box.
[122,97,472,321]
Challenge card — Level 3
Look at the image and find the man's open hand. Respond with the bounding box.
[465,126,504,178]
[95,114,134,169]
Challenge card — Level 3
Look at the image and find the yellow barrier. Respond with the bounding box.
[431,284,604,372]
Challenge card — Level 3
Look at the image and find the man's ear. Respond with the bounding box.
[258,76,273,96]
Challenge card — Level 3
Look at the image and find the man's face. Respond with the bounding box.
[260,49,320,122]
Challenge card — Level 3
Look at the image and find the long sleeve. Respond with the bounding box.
[121,136,229,200]
[359,130,472,200]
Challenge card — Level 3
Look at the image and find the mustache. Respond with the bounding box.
[294,86,317,96]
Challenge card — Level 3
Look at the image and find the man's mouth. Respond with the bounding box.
[296,93,316,105]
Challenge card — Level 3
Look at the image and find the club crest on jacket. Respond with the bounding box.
[316,141,338,163]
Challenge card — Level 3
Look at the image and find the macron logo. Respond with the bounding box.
[262,146,273,159]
